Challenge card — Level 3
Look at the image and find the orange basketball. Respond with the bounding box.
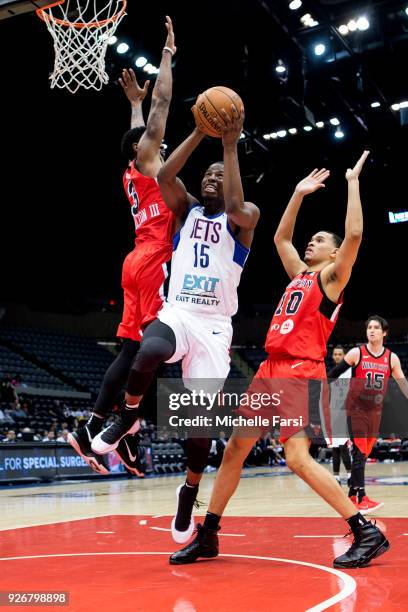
[193,86,244,138]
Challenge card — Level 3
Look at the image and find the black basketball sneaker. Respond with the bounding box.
[91,410,140,454]
[333,521,390,568]
[115,433,145,477]
[68,425,109,475]
[169,524,219,565]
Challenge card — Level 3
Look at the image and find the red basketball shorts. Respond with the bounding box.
[237,357,329,442]
[348,410,382,456]
[117,242,172,342]
[347,383,384,456]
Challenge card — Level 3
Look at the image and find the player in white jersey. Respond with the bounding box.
[92,103,260,542]
[328,346,352,485]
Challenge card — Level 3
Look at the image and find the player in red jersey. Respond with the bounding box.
[170,151,391,570]
[68,17,176,475]
[329,315,408,514]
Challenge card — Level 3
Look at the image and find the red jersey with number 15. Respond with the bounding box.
[265,271,343,362]
[347,345,392,412]
[123,163,174,247]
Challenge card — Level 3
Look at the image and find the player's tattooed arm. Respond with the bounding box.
[216,105,260,232]
[137,16,176,174]
[157,128,203,221]
[274,168,330,279]
[391,353,408,399]
[119,68,149,129]
[322,151,369,299]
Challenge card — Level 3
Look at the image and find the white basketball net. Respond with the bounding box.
[38,0,127,94]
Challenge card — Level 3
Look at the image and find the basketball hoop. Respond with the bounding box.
[36,0,127,93]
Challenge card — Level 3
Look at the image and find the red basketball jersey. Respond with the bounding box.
[123,163,174,246]
[265,271,343,362]
[347,345,392,411]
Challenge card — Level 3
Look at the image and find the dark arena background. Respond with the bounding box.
[0,1,407,611]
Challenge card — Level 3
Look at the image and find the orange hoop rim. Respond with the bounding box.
[36,0,127,29]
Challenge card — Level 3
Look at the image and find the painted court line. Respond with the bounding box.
[0,551,356,612]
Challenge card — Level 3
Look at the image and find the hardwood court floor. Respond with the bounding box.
[1,462,407,531]
[1,463,407,612]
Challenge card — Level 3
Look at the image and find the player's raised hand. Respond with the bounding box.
[119,68,150,104]
[345,150,370,182]
[295,168,330,196]
[215,104,245,146]
[164,15,177,55]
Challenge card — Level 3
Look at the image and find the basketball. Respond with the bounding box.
[193,86,244,138]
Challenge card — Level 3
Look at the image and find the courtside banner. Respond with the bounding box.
[156,377,408,440]
[0,443,94,481]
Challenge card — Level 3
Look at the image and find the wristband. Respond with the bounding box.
[163,46,174,56]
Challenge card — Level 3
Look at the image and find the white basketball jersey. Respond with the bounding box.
[166,204,250,317]
[329,367,352,444]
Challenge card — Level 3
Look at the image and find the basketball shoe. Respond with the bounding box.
[68,426,109,475]
[171,483,200,543]
[91,410,140,454]
[357,496,384,515]
[333,521,390,568]
[115,434,145,477]
[169,523,219,565]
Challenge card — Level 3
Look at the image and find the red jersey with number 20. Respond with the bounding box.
[123,163,174,247]
[265,271,343,362]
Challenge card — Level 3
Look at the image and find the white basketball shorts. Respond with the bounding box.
[158,302,232,389]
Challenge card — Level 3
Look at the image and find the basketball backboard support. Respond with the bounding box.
[0,0,51,20]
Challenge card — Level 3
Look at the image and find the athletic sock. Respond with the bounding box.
[203,511,221,531]
[86,413,104,436]
[348,486,358,498]
[347,512,369,534]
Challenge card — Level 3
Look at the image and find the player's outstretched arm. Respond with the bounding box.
[323,151,369,295]
[137,16,176,173]
[119,68,150,129]
[157,127,204,219]
[216,105,259,230]
[328,347,359,377]
[391,353,408,399]
[274,168,330,279]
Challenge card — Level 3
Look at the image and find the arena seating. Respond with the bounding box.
[0,344,75,391]
[151,441,186,474]
[0,325,115,394]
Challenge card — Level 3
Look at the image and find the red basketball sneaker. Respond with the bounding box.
[358,496,384,515]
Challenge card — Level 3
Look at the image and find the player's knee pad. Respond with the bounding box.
[126,320,176,396]
[186,438,212,475]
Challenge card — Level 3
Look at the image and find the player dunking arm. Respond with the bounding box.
[329,315,408,514]
[170,150,391,570]
[92,104,260,543]
[68,16,177,475]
